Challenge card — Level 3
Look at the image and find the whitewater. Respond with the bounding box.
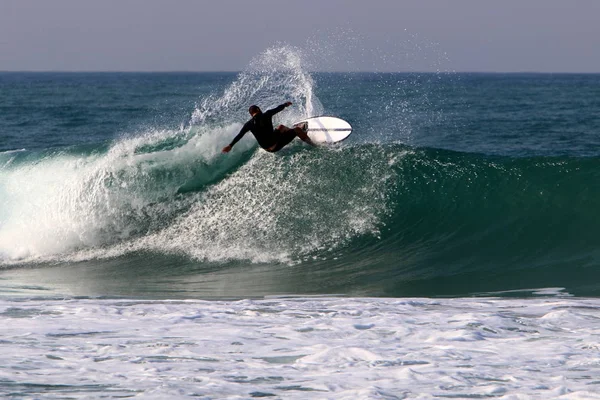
[3,296,600,398]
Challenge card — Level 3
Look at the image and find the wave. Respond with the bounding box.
[1,46,599,298]
[2,135,599,264]
[377,147,600,295]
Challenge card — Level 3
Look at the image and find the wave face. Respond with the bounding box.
[1,48,600,297]
[380,148,600,296]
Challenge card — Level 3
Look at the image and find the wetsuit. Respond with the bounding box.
[228,103,296,152]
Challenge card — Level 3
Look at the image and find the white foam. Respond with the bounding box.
[0,124,243,263]
[2,296,600,398]
[0,148,26,153]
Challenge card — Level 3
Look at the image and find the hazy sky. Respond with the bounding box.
[1,0,599,72]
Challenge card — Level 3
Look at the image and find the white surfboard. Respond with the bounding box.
[293,116,352,144]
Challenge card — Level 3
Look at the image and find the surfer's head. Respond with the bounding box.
[248,105,261,116]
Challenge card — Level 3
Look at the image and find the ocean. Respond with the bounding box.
[1,48,600,398]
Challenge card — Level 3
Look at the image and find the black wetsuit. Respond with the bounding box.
[228,104,292,151]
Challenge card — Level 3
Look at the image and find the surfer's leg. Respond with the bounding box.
[265,126,297,152]
[266,125,315,152]
[292,126,315,146]
[280,125,315,146]
[266,125,314,152]
[277,124,314,147]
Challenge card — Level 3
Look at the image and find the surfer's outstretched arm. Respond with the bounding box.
[222,122,251,153]
[264,102,292,117]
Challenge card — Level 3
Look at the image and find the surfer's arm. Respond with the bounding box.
[264,102,292,117]
[222,122,251,153]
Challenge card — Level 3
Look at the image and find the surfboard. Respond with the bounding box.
[293,116,352,144]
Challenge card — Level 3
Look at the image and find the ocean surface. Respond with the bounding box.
[1,48,600,398]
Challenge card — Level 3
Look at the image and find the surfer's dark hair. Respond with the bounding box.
[248,105,261,114]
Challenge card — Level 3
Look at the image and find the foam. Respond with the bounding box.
[2,296,600,398]
[0,123,244,262]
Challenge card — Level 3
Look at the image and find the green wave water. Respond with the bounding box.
[2,142,599,297]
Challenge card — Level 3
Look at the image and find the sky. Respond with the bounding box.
[1,0,599,72]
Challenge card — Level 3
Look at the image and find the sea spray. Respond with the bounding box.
[190,45,323,127]
[127,144,400,264]
[0,46,335,264]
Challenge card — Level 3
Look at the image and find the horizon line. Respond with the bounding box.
[1,70,600,75]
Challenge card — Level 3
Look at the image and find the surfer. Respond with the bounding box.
[222,102,315,153]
